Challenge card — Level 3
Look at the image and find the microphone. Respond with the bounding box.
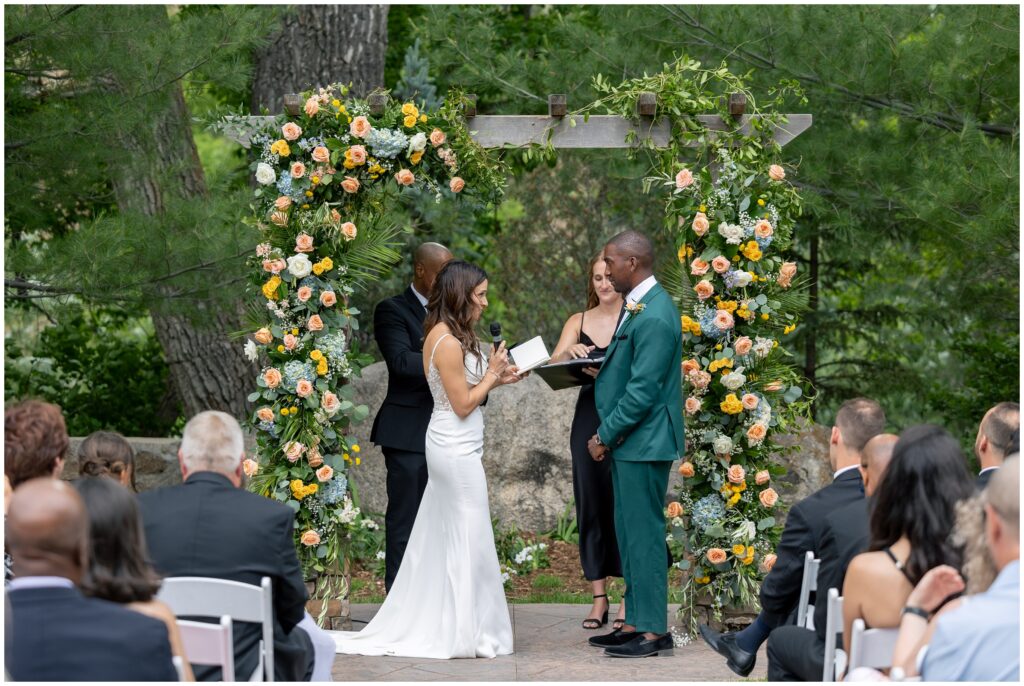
[489,322,503,352]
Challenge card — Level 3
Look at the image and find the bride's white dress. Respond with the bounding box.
[328,334,514,659]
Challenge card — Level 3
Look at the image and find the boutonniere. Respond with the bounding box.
[625,302,646,315]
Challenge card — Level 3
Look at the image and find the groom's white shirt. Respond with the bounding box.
[616,274,658,333]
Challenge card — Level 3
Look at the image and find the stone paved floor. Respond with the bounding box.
[330,604,768,681]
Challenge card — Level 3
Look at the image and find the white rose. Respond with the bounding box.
[407,132,427,154]
[753,336,774,358]
[733,271,753,288]
[286,253,312,279]
[722,368,747,390]
[243,339,258,362]
[718,222,744,245]
[255,162,276,185]
[713,435,734,455]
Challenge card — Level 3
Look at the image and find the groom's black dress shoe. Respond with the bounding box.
[588,628,638,648]
[604,633,674,658]
[698,624,756,677]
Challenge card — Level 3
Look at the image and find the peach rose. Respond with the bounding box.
[777,261,797,288]
[747,423,768,445]
[682,358,700,376]
[679,461,695,478]
[320,290,337,307]
[755,470,770,485]
[340,222,357,241]
[242,458,259,477]
[254,328,273,345]
[667,501,684,518]
[349,116,372,138]
[741,393,759,410]
[272,258,287,273]
[733,336,753,356]
[706,548,728,565]
[284,441,305,462]
[256,407,275,423]
[759,487,779,508]
[295,233,314,253]
[263,368,282,388]
[761,553,778,572]
[768,164,786,181]
[329,208,342,225]
[300,530,321,546]
[714,310,735,331]
[295,379,314,398]
[304,97,319,117]
[449,177,465,193]
[764,380,784,392]
[290,161,306,179]
[692,212,710,236]
[307,448,323,468]
[283,333,298,351]
[296,286,312,303]
[307,314,324,331]
[282,122,302,141]
[711,255,731,274]
[275,196,293,211]
[262,259,275,273]
[728,464,746,484]
[690,258,710,276]
[685,396,702,415]
[754,220,774,239]
[694,280,715,301]
[270,210,289,227]
[348,145,367,165]
[311,146,330,164]
[394,169,415,186]
[316,465,334,482]
[341,176,360,193]
[689,370,711,390]
[675,168,694,189]
[430,128,446,146]
[321,391,341,414]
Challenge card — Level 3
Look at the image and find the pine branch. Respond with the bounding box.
[5,5,82,47]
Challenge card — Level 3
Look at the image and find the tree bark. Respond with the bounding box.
[804,227,819,390]
[251,5,389,114]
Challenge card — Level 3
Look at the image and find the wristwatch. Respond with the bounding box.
[901,605,930,620]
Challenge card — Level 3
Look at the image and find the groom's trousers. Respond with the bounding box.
[610,458,673,634]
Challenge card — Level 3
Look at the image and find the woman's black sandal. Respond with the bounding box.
[582,594,609,629]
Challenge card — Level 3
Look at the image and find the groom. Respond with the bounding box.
[587,230,684,658]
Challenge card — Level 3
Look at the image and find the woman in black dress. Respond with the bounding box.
[550,252,625,629]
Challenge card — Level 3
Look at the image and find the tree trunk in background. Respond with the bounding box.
[251,5,389,113]
[804,228,819,391]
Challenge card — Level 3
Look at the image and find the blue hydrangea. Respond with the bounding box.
[319,331,348,361]
[699,309,726,339]
[319,474,349,504]
[691,494,727,532]
[755,234,774,250]
[282,360,316,390]
[296,137,326,152]
[366,128,408,159]
[276,171,294,196]
[722,270,745,289]
[257,420,277,438]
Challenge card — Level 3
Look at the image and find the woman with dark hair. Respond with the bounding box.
[550,252,625,629]
[78,431,137,491]
[841,424,975,656]
[332,260,523,659]
[74,477,193,681]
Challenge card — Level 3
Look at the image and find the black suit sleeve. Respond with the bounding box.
[374,299,425,382]
[274,508,309,634]
[813,523,841,639]
[759,501,814,619]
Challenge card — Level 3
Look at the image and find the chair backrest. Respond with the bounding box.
[158,576,274,682]
[797,551,821,629]
[822,588,846,682]
[172,656,186,682]
[178,616,235,682]
[848,618,900,672]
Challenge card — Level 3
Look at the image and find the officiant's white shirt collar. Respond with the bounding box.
[410,283,429,309]
[834,464,860,480]
[626,274,658,305]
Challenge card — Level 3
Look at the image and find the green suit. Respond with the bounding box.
[595,280,684,634]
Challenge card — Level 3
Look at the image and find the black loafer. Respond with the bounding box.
[604,632,674,658]
[588,628,638,648]
[698,624,755,677]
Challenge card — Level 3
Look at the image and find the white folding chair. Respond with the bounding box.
[158,576,274,682]
[848,618,900,673]
[797,550,821,630]
[822,588,847,682]
[172,656,187,682]
[178,616,235,682]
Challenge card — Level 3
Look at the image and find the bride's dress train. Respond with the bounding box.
[328,334,514,659]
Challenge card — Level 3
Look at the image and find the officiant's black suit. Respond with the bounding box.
[372,286,434,591]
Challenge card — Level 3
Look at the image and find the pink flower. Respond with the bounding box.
[320,291,337,307]
[349,116,372,139]
[714,310,735,331]
[728,464,746,484]
[675,168,694,189]
[761,553,778,572]
[679,461,695,478]
[254,328,273,345]
[742,393,759,410]
[283,333,298,351]
[341,176,360,193]
[755,470,771,486]
[690,258,710,276]
[694,280,715,301]
[242,458,259,477]
[307,315,324,331]
[316,465,334,482]
[777,262,797,288]
[734,336,753,356]
[768,164,786,182]
[255,243,272,258]
[321,391,340,414]
[747,423,768,445]
[282,122,303,141]
[284,441,305,462]
[689,370,711,390]
[296,287,312,303]
[692,212,710,236]
[290,161,306,179]
[685,397,701,415]
[256,407,275,423]
[329,208,342,225]
[711,256,731,274]
[300,530,320,546]
[764,380,784,392]
[759,487,778,507]
[429,128,446,146]
[262,259,276,273]
[348,145,367,165]
[394,169,415,186]
[304,97,319,117]
[449,177,465,193]
[295,379,314,398]
[755,220,774,239]
[340,222,357,241]
[274,196,293,211]
[682,358,701,376]
[263,368,282,388]
[311,146,330,164]
[295,233,314,253]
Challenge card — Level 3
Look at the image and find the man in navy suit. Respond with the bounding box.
[6,478,177,681]
[371,242,452,591]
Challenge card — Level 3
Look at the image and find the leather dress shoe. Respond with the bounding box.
[605,632,674,658]
[698,624,756,677]
[588,628,638,648]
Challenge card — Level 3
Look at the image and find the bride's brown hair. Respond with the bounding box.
[423,260,487,361]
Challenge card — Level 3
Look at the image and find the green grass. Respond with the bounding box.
[509,590,592,603]
[531,574,564,590]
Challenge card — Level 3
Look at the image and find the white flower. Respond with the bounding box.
[717,221,745,245]
[255,162,276,185]
[256,242,272,258]
[733,271,753,288]
[243,339,258,362]
[721,368,747,391]
[336,497,361,525]
[375,550,386,560]
[733,520,756,541]
[671,516,684,528]
[713,435,734,455]
[286,253,313,279]
[753,336,774,358]
[407,132,427,154]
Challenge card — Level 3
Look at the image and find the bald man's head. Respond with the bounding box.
[861,433,899,497]
[603,230,655,294]
[413,242,453,297]
[7,478,89,583]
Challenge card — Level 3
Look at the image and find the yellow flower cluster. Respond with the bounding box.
[720,393,744,415]
[721,482,744,508]
[708,358,733,373]
[262,276,282,300]
[741,241,762,261]
[695,575,712,584]
[290,479,318,501]
[736,305,754,320]
[312,256,334,276]
[270,139,291,157]
[367,161,386,179]
[680,316,702,336]
[344,147,365,170]
[731,545,755,565]
[783,323,797,335]
[716,299,738,313]
[279,406,298,416]
[401,102,428,128]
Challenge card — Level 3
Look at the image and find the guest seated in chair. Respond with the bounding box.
[78,430,138,491]
[6,479,178,681]
[974,402,1019,489]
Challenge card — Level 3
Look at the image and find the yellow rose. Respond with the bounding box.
[742,555,755,565]
[317,359,328,376]
[677,245,687,263]
[742,242,762,261]
[262,276,281,300]
[310,350,323,361]
[419,114,427,123]
[321,257,334,271]
[403,114,417,128]
[277,345,285,353]
[720,393,744,415]
[401,102,418,116]
[312,264,324,276]
[732,544,746,555]
[410,150,424,165]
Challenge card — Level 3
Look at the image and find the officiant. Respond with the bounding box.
[371,242,452,592]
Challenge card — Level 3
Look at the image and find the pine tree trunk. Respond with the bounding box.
[251,5,389,113]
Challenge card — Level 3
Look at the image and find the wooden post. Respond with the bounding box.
[283,93,302,117]
[728,92,747,118]
[548,94,567,118]
[637,91,657,117]
[367,93,388,116]
[464,94,478,118]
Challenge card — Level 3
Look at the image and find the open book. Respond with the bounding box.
[508,336,551,374]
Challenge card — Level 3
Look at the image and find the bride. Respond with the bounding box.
[330,260,522,659]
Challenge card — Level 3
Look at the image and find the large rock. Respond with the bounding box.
[64,437,182,491]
